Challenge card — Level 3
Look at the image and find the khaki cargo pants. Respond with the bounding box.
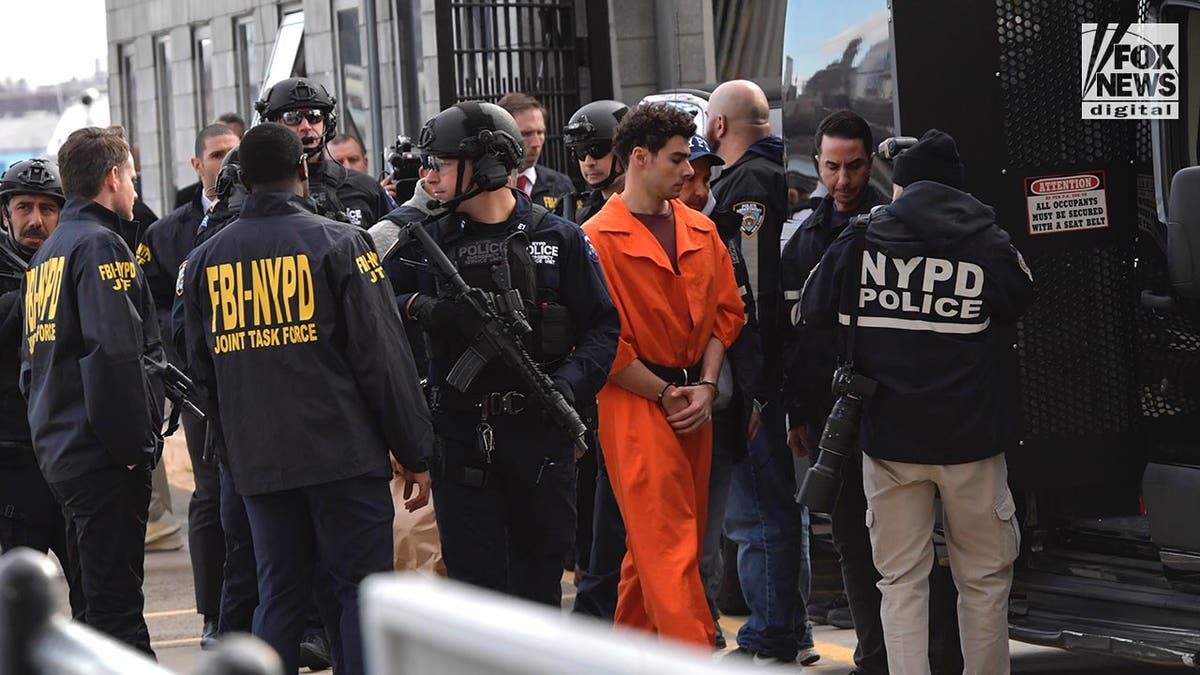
[863,452,1019,675]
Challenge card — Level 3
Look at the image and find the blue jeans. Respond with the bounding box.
[725,411,813,660]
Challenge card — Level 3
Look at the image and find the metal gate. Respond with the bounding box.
[434,0,582,173]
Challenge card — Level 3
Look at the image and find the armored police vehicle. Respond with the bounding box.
[785,0,1200,666]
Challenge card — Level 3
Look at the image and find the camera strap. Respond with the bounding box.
[841,212,874,366]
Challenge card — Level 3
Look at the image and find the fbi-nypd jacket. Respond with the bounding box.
[181,192,432,496]
[799,180,1034,465]
[390,191,619,411]
[20,199,166,482]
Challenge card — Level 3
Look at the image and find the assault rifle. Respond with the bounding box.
[143,356,206,437]
[384,217,588,452]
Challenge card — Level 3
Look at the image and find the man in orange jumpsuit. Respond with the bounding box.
[583,103,744,647]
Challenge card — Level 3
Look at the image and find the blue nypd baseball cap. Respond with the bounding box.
[688,135,724,165]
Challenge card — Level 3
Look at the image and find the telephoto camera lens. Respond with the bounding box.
[797,392,865,512]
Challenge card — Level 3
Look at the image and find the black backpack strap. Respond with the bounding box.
[529,203,550,229]
[841,209,876,366]
[315,160,350,221]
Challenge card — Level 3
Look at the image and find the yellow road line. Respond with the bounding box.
[811,638,857,665]
[151,637,201,648]
[146,608,197,619]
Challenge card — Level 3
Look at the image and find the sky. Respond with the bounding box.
[0,0,108,86]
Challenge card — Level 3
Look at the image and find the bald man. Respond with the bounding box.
[706,80,817,665]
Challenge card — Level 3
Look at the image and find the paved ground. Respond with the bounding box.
[31,439,1191,673]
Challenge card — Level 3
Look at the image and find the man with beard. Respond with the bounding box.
[0,159,83,617]
[21,126,165,655]
[254,78,393,227]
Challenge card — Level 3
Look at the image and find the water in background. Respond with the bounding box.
[0,150,46,171]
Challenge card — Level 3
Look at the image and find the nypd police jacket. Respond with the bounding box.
[20,199,166,482]
[799,181,1034,465]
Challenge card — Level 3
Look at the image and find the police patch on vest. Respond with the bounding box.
[136,242,151,266]
[346,209,363,226]
[529,241,559,265]
[176,259,188,296]
[734,201,766,237]
[457,240,507,267]
[542,196,559,211]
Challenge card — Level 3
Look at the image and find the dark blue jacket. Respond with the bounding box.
[711,135,788,387]
[529,165,576,213]
[181,192,432,495]
[780,187,890,427]
[20,199,166,482]
[390,190,619,407]
[140,190,206,362]
[799,181,1033,464]
[0,235,33,465]
[308,159,393,228]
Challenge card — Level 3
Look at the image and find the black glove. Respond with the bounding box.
[551,376,576,408]
[408,294,462,336]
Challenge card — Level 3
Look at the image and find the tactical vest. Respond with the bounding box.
[308,161,352,224]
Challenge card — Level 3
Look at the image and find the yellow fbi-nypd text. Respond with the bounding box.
[206,254,318,355]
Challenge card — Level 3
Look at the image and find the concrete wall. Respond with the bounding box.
[106,0,281,215]
[105,0,719,215]
[608,0,717,105]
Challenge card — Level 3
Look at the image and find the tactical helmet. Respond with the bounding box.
[417,101,524,192]
[254,78,339,143]
[563,100,630,147]
[0,158,65,208]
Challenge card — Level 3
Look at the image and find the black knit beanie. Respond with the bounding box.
[892,129,965,189]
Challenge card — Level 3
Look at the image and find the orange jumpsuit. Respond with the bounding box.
[583,196,744,647]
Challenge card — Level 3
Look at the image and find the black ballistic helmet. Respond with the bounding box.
[563,100,630,147]
[417,101,524,192]
[0,158,66,209]
[255,78,339,144]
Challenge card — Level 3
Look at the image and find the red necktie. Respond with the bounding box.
[517,175,531,195]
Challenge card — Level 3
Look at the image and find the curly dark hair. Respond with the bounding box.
[612,103,696,166]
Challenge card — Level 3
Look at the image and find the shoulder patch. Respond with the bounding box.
[582,231,599,263]
[136,242,151,266]
[175,259,188,296]
[542,195,559,211]
[734,201,766,237]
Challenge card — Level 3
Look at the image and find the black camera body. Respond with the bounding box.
[797,365,878,513]
[385,135,424,203]
[831,365,877,399]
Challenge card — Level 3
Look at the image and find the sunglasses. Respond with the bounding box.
[279,109,326,126]
[421,155,458,173]
[569,141,613,162]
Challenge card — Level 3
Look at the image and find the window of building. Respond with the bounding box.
[234,14,260,120]
[118,43,138,141]
[259,8,306,124]
[334,0,371,161]
[154,34,175,211]
[194,25,215,127]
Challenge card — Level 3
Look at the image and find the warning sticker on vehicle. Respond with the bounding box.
[1025,171,1110,236]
